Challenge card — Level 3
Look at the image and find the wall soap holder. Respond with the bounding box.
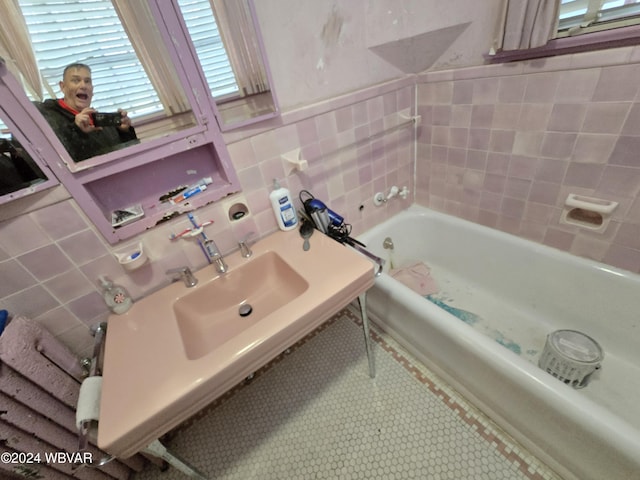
[281,148,308,174]
[228,202,249,221]
[560,194,618,233]
[222,194,251,223]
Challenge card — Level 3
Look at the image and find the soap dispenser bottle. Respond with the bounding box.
[98,276,132,315]
[269,179,298,231]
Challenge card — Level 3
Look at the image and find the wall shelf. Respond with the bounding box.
[74,141,239,243]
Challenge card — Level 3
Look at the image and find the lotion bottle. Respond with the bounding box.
[269,179,298,231]
[98,276,132,315]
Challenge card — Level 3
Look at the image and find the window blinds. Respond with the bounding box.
[177,0,239,98]
[558,0,640,35]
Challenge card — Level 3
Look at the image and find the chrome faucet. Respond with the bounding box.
[238,232,256,258]
[166,266,198,287]
[203,239,228,274]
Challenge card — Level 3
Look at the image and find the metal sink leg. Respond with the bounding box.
[144,439,208,479]
[358,292,376,378]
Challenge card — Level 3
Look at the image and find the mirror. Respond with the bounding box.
[0,62,59,206]
[3,0,198,171]
[2,0,278,172]
[0,1,244,242]
[0,128,49,200]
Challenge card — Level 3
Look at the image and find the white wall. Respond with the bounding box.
[253,0,504,110]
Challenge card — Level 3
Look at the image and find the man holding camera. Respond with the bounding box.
[36,63,138,162]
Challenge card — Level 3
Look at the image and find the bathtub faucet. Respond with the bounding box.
[373,186,410,206]
[386,186,399,200]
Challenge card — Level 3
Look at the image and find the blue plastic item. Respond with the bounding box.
[0,310,8,336]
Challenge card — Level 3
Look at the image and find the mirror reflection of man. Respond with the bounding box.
[36,63,138,162]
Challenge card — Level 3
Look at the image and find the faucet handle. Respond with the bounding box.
[238,232,256,258]
[386,185,399,200]
[166,266,198,287]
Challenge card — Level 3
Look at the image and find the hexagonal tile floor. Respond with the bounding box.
[133,309,561,480]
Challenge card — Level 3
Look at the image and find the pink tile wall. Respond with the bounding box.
[416,47,640,274]
[0,83,415,355]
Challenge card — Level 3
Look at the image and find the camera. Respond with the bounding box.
[93,112,122,128]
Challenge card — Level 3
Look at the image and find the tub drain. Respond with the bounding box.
[538,330,603,389]
[239,304,253,317]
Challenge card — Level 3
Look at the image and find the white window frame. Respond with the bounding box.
[491,0,640,63]
[556,0,640,37]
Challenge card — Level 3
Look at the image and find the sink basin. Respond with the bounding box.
[174,251,309,360]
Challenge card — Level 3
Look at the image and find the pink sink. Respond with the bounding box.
[99,229,375,458]
[174,251,309,360]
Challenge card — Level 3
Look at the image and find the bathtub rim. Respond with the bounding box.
[361,204,640,283]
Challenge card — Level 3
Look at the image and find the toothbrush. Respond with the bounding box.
[187,213,211,243]
[186,213,213,263]
[170,219,214,240]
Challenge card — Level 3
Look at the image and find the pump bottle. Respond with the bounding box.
[269,179,298,231]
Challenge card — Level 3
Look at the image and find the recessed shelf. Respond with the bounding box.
[81,142,240,242]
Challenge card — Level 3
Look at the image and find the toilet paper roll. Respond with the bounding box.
[76,376,102,430]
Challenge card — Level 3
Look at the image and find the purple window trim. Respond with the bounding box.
[488,24,640,64]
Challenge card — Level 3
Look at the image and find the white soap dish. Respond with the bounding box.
[114,242,148,271]
[560,194,618,233]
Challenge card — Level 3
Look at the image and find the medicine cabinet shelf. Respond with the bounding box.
[68,141,240,244]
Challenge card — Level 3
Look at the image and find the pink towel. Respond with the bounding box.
[389,261,439,296]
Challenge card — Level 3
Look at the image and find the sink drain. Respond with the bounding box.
[239,304,253,317]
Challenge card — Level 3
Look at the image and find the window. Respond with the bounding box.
[557,0,640,37]
[491,0,640,63]
[176,0,239,99]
